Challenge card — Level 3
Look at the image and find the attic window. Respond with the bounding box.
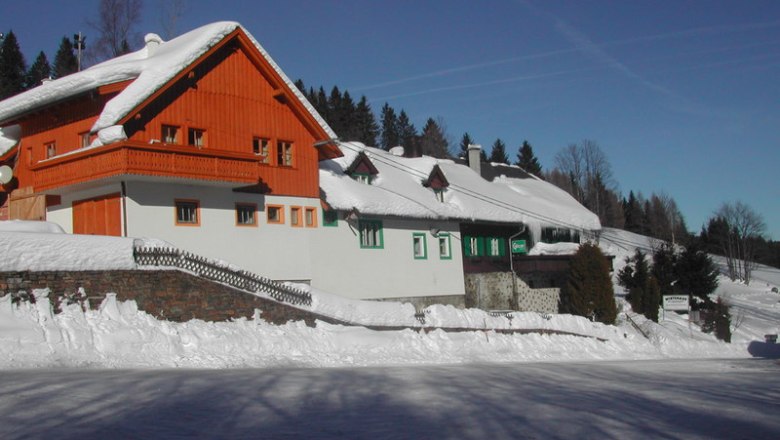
[45,142,56,159]
[253,137,270,163]
[434,188,445,202]
[353,173,372,185]
[277,141,293,166]
[79,132,94,148]
[188,128,205,147]
[163,125,179,144]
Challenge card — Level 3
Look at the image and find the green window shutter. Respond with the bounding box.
[476,237,485,256]
[498,238,507,257]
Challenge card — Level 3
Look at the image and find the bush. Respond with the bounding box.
[701,297,731,343]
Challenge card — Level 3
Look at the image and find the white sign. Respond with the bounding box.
[663,295,689,311]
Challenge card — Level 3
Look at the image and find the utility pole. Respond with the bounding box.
[73,32,86,71]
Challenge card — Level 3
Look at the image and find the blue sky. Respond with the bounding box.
[3,0,779,239]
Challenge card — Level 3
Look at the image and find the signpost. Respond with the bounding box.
[662,295,689,321]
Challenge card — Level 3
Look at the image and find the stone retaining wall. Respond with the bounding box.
[0,270,345,326]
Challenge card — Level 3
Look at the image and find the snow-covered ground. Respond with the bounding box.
[1,223,779,369]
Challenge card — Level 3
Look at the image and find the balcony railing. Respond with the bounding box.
[31,141,272,191]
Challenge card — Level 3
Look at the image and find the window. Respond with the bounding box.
[277,141,293,166]
[290,206,302,227]
[79,132,93,148]
[323,210,338,227]
[236,203,257,226]
[45,142,56,159]
[434,188,445,203]
[267,205,284,224]
[413,233,427,259]
[253,137,270,164]
[305,207,317,227]
[162,125,179,144]
[359,220,383,249]
[464,236,485,257]
[353,173,371,185]
[188,128,205,147]
[438,233,452,259]
[175,200,200,226]
[487,237,506,257]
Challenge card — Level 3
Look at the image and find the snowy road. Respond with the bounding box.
[1,359,778,440]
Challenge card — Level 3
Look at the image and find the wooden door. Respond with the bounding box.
[73,193,121,236]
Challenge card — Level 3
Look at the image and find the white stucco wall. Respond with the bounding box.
[124,181,320,282]
[310,215,466,300]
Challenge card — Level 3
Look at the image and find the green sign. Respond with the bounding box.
[511,239,527,254]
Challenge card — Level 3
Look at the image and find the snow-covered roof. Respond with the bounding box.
[0,22,336,140]
[0,125,20,159]
[320,142,601,231]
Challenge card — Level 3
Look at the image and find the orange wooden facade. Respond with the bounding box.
[72,193,121,236]
[3,28,339,204]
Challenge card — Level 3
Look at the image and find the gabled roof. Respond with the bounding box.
[345,151,379,176]
[0,22,337,144]
[423,164,449,189]
[319,142,601,231]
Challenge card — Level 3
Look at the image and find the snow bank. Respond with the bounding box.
[0,230,136,271]
[0,220,65,234]
[528,242,580,256]
[0,291,750,369]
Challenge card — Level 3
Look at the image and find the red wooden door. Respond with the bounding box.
[72,193,121,236]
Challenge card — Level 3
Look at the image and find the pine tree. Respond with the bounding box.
[560,243,617,324]
[354,96,378,146]
[489,138,509,164]
[652,243,677,296]
[458,132,473,160]
[0,31,28,99]
[26,51,51,89]
[53,36,78,78]
[419,118,449,158]
[623,191,645,234]
[515,140,542,177]
[379,102,399,150]
[675,242,718,305]
[619,249,650,314]
[397,110,418,155]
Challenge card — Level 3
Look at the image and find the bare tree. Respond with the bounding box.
[88,0,144,61]
[160,0,188,40]
[714,201,766,283]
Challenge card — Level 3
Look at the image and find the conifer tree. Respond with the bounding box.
[623,191,646,234]
[380,102,399,150]
[397,110,418,155]
[652,243,677,296]
[26,51,51,89]
[675,242,718,305]
[0,31,27,99]
[560,243,617,324]
[618,249,650,314]
[52,36,78,78]
[516,140,542,177]
[458,132,473,160]
[489,138,509,164]
[419,118,449,158]
[354,96,378,146]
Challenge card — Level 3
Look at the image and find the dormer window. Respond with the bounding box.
[434,188,445,203]
[353,173,372,185]
[346,151,379,186]
[424,165,450,202]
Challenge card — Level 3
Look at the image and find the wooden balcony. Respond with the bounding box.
[30,141,315,196]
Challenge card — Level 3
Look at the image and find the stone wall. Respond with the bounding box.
[464,272,560,313]
[515,278,560,314]
[0,270,346,326]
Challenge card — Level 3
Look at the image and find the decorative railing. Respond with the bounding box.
[133,246,312,307]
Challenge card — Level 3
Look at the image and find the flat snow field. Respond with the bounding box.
[1,359,778,440]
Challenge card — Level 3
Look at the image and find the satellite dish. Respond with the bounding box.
[0,165,13,185]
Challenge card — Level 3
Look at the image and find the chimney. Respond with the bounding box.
[467,144,482,176]
[144,33,163,57]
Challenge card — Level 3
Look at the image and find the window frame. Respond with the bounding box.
[277,140,293,166]
[438,233,452,260]
[266,204,285,224]
[44,141,56,159]
[323,210,339,227]
[175,199,200,226]
[434,188,445,203]
[290,206,303,227]
[253,136,271,164]
[352,173,372,185]
[304,207,317,228]
[413,233,428,260]
[487,237,507,257]
[188,127,206,147]
[162,124,180,144]
[358,220,384,249]
[79,131,93,149]
[235,203,258,227]
[464,235,485,257]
